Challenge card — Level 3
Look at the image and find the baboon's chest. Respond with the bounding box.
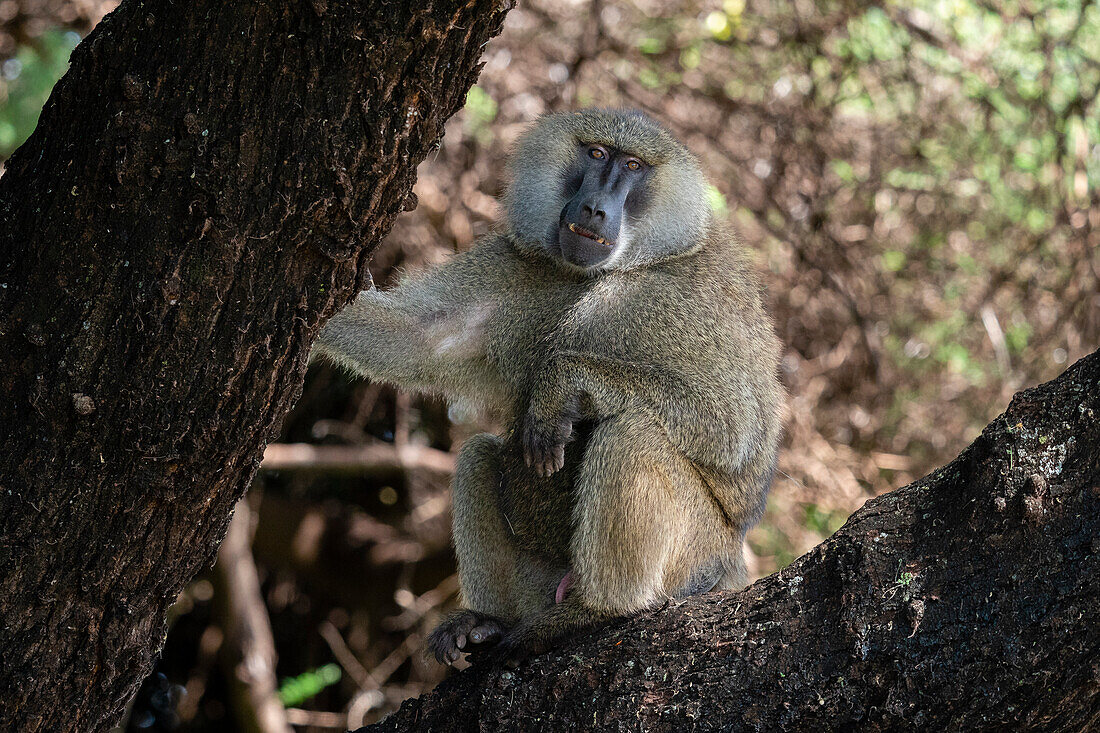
[485,283,583,384]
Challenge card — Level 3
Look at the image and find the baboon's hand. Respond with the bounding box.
[522,410,573,477]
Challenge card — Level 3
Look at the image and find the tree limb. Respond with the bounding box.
[361,350,1100,732]
[0,1,513,729]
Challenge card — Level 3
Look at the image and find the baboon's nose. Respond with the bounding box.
[581,204,607,223]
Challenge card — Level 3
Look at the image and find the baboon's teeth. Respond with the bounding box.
[568,222,612,247]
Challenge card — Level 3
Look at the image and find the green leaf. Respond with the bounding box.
[464,86,497,126]
[705,185,729,217]
[278,663,342,707]
[882,250,906,272]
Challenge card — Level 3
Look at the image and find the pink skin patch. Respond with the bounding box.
[555,570,574,604]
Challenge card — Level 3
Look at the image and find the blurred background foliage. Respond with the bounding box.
[3,0,1097,729]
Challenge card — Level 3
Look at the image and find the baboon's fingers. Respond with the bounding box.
[552,444,565,472]
[529,441,566,477]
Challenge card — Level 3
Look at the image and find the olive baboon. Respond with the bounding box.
[316,109,783,666]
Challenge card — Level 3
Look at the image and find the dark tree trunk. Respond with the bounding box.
[362,351,1100,733]
[0,1,511,730]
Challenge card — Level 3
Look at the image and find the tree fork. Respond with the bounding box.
[362,351,1100,732]
[0,1,511,730]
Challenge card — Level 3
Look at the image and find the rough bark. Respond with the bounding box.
[362,350,1100,733]
[0,1,511,731]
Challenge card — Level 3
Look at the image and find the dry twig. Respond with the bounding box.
[262,443,455,475]
[215,500,292,733]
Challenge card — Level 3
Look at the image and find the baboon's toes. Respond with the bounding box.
[428,610,507,665]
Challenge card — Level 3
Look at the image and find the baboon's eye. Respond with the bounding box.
[626,159,641,171]
[588,147,605,160]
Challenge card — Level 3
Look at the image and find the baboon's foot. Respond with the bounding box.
[428,609,508,665]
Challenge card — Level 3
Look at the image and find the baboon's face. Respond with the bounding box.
[555,143,653,268]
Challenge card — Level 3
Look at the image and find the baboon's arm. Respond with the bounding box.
[316,269,509,407]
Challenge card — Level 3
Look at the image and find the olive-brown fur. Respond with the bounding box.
[315,110,784,666]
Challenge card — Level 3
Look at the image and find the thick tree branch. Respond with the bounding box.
[0,1,512,730]
[363,350,1100,732]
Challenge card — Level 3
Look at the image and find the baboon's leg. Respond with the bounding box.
[569,416,699,614]
[450,432,516,618]
[711,538,749,592]
[431,432,563,663]
[496,416,734,665]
